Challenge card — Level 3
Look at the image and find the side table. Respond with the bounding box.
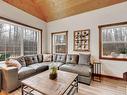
[93,62,101,82]
[123,72,127,81]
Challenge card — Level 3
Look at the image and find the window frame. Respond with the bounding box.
[99,21,127,61]
[51,31,68,54]
[0,16,42,57]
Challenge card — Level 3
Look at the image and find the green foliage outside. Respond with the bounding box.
[119,48,127,54]
[0,53,10,61]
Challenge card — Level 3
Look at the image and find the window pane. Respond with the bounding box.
[0,23,21,61]
[55,45,66,53]
[23,29,38,55]
[6,25,21,58]
[0,23,6,61]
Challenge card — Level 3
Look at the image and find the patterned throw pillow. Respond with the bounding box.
[16,56,26,67]
[5,59,22,70]
[43,54,52,62]
[24,56,34,66]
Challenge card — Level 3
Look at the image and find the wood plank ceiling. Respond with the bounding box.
[4,0,127,22]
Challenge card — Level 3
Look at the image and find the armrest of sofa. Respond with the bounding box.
[2,67,19,92]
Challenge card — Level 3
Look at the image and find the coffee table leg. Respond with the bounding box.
[21,84,24,95]
[76,76,78,93]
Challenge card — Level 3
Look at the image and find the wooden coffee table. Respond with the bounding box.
[21,70,78,95]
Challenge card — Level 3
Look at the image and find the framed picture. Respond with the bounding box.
[74,29,90,51]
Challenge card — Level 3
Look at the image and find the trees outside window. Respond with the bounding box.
[99,22,127,61]
[0,19,40,61]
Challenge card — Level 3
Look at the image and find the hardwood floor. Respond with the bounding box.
[0,77,127,95]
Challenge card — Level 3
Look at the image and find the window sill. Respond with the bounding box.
[99,57,127,61]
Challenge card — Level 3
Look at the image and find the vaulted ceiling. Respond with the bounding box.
[4,0,127,22]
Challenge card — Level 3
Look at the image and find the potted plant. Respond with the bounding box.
[49,66,57,80]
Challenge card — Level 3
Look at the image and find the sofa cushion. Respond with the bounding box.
[66,54,78,64]
[33,55,38,63]
[55,54,66,63]
[59,64,91,77]
[24,56,34,66]
[18,67,36,80]
[78,54,91,65]
[49,62,64,69]
[28,63,48,73]
[16,56,26,67]
[41,62,51,66]
[37,54,43,63]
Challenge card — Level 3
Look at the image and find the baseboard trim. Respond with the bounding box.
[101,74,124,81]
[92,73,124,81]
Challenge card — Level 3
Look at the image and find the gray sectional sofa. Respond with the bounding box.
[1,53,92,92]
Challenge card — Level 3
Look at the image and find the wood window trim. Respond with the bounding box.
[0,16,43,54]
[51,31,68,54]
[98,21,127,61]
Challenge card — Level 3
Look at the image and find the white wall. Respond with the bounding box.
[47,2,127,78]
[0,1,47,53]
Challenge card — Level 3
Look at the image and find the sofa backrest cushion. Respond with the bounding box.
[78,54,91,65]
[54,54,66,63]
[37,54,43,63]
[32,55,38,63]
[66,54,78,64]
[16,56,26,67]
[24,56,35,66]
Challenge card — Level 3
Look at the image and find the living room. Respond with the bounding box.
[0,0,127,95]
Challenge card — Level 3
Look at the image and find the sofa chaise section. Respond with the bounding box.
[18,67,36,80]
[59,54,92,85]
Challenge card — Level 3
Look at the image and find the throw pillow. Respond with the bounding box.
[33,56,38,63]
[53,54,57,62]
[16,56,26,67]
[43,54,52,62]
[66,54,78,64]
[55,54,66,63]
[24,56,34,66]
[5,59,22,70]
[78,54,91,65]
[37,54,43,63]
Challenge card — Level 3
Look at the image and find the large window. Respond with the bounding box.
[0,18,41,61]
[99,22,127,61]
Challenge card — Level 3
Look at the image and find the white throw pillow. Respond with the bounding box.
[5,59,22,70]
[43,54,52,62]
